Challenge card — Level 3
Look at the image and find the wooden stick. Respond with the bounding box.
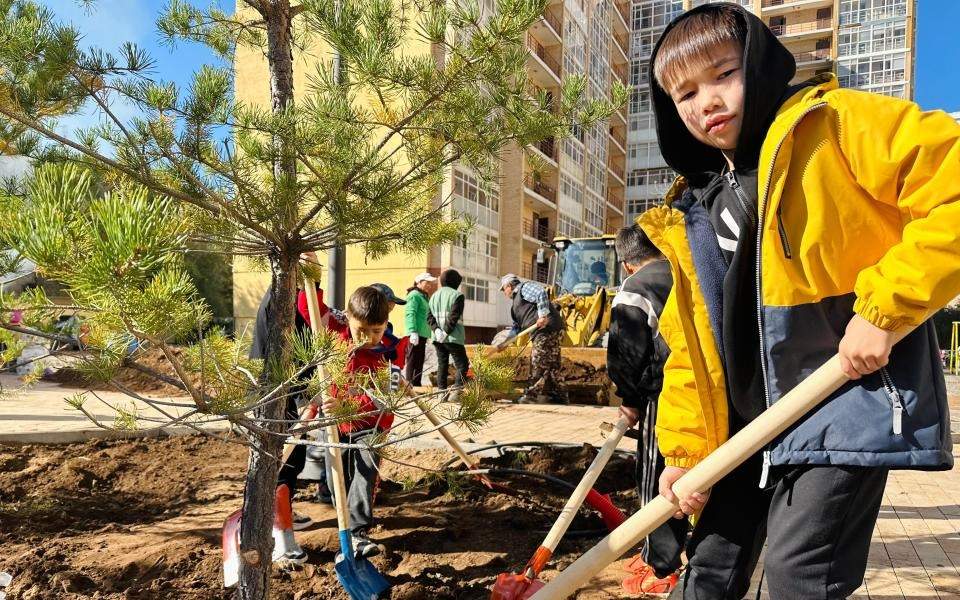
[539,417,630,556]
[480,323,542,358]
[529,353,854,599]
[302,277,351,533]
[414,397,480,469]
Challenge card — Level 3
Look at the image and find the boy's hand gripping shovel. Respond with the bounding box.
[527,343,911,599]
[303,276,390,600]
[490,417,632,600]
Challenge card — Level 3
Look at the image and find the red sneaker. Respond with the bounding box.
[622,554,653,576]
[622,570,679,596]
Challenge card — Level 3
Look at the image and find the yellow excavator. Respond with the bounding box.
[531,234,622,347]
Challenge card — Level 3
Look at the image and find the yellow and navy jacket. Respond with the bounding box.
[640,74,960,473]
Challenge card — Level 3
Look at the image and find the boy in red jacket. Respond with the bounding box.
[319,286,398,558]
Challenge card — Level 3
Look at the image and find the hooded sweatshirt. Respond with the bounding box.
[649,3,800,423]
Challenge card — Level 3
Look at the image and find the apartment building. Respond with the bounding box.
[233,2,630,340]
[624,0,917,226]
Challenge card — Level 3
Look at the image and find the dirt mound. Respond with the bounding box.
[0,437,640,599]
[42,346,198,395]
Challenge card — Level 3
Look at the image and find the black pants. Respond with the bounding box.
[673,454,888,600]
[323,428,381,534]
[637,399,689,576]
[404,337,427,386]
[434,342,469,390]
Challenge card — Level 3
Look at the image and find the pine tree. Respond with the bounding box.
[0,0,625,596]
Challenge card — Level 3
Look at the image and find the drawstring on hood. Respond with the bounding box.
[649,3,796,187]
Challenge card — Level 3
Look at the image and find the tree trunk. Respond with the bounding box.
[237,2,300,598]
[237,251,299,599]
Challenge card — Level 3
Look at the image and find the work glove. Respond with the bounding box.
[410,333,420,346]
[433,329,448,343]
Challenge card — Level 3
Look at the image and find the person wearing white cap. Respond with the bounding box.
[403,272,438,386]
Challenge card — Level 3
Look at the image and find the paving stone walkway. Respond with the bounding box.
[4,373,960,597]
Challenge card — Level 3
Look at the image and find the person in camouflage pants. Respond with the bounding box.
[499,273,567,404]
[529,328,565,403]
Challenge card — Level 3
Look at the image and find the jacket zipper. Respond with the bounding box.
[757,102,828,488]
[879,367,904,436]
[724,171,755,229]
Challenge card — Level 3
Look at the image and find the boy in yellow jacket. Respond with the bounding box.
[641,4,960,598]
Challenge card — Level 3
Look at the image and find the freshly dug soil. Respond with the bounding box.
[42,347,198,396]
[0,436,641,599]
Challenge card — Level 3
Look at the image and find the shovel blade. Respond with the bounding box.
[490,573,545,600]
[334,531,390,600]
[221,509,242,588]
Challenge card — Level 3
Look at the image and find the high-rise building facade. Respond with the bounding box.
[233,1,630,339]
[624,0,917,226]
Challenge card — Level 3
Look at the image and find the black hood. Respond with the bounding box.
[649,3,796,187]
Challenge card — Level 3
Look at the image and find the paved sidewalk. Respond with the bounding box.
[4,375,960,598]
[0,373,221,443]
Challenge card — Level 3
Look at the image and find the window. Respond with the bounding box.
[463,276,491,304]
[838,21,907,56]
[627,141,664,169]
[629,113,656,132]
[562,137,585,168]
[629,88,651,114]
[452,168,500,230]
[630,59,649,87]
[584,190,605,232]
[838,52,907,91]
[627,167,674,188]
[451,232,499,276]
[632,1,683,30]
[559,173,584,214]
[625,198,660,224]
[563,19,586,77]
[557,213,583,238]
[839,0,908,26]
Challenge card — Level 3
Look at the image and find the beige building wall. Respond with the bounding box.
[233,0,629,339]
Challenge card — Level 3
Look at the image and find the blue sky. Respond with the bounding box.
[45,0,960,120]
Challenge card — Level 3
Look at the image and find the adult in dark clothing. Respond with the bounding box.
[427,269,469,391]
[499,273,566,404]
[607,225,686,595]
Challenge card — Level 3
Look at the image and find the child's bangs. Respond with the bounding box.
[653,10,745,91]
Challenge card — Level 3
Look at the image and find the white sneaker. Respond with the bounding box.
[292,511,314,531]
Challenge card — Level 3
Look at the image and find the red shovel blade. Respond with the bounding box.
[221,508,242,588]
[490,573,545,600]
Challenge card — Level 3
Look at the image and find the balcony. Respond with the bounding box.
[770,18,832,41]
[611,62,627,85]
[522,217,552,244]
[530,8,562,47]
[524,174,558,207]
[612,32,629,65]
[528,136,558,165]
[792,48,832,68]
[526,35,562,87]
[761,0,833,16]
[612,0,629,35]
[607,191,624,215]
[609,126,626,154]
[522,261,550,284]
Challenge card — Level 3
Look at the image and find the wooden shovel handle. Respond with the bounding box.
[529,353,853,599]
[414,397,480,469]
[302,276,352,533]
[481,323,542,358]
[540,416,630,553]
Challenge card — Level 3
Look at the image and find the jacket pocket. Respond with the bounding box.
[879,367,904,436]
